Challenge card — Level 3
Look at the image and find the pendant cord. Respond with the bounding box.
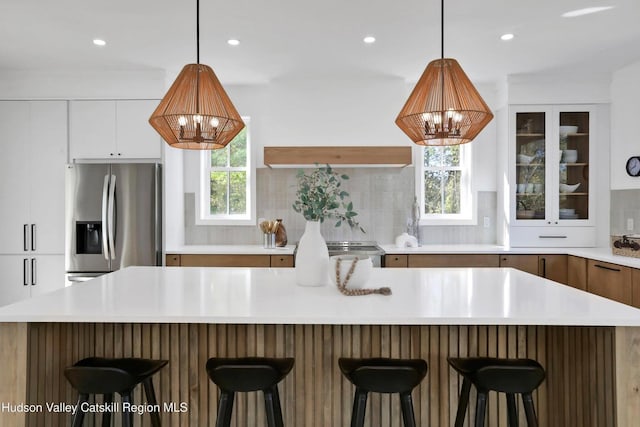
[440,0,445,119]
[440,0,444,59]
[196,0,200,64]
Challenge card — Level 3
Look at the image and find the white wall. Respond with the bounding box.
[611,60,640,190]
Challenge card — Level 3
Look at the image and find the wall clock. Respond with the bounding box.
[626,156,640,177]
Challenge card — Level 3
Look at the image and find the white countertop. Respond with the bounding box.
[1,266,639,326]
[166,245,295,255]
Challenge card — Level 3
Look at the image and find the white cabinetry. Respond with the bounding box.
[0,255,65,306]
[0,101,67,305]
[69,100,162,160]
[505,105,597,247]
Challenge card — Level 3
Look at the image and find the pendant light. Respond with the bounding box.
[396,0,493,146]
[149,0,245,150]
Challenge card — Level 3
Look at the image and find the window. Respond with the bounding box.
[198,120,255,225]
[417,144,475,224]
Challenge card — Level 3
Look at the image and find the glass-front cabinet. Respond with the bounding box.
[509,105,595,247]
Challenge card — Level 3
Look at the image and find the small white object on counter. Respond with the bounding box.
[395,232,419,248]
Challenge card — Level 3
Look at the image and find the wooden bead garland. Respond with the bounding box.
[335,257,392,296]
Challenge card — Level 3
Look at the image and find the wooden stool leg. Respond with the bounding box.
[399,392,417,427]
[143,377,162,427]
[454,377,472,427]
[102,394,113,427]
[522,392,538,427]
[506,393,518,427]
[351,388,368,427]
[216,391,235,427]
[72,394,88,427]
[474,391,488,427]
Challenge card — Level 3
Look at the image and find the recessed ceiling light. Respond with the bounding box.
[562,6,614,18]
[500,33,514,41]
[92,39,106,46]
[227,39,240,46]
[363,36,376,44]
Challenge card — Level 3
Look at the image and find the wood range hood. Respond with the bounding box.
[263,146,412,167]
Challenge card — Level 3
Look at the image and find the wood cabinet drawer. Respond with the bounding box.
[409,254,500,268]
[166,254,181,266]
[180,254,271,267]
[587,260,632,305]
[384,255,408,268]
[499,255,539,275]
[271,255,294,268]
[633,269,640,309]
[567,255,587,291]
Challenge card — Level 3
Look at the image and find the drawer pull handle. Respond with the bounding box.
[594,264,621,272]
[538,235,567,239]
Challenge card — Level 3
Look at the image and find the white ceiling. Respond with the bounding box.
[1,0,639,85]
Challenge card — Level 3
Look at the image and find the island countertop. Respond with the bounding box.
[1,266,639,325]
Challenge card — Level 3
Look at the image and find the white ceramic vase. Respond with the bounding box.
[295,220,329,286]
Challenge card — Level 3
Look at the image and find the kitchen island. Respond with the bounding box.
[1,266,639,426]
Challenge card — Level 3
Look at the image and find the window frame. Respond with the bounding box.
[196,117,256,226]
[415,144,477,225]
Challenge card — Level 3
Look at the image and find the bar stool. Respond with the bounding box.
[64,357,168,427]
[448,357,546,427]
[206,357,294,427]
[338,357,428,427]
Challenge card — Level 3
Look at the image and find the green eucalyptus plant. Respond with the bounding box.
[292,164,365,232]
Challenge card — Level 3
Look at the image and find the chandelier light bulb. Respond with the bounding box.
[210,117,220,127]
[193,115,203,124]
[178,116,187,126]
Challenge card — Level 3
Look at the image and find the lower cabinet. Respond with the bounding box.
[408,254,499,268]
[567,256,588,291]
[633,269,640,309]
[0,255,65,306]
[499,254,568,285]
[587,259,632,306]
[166,254,294,268]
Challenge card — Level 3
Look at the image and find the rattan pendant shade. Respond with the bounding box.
[396,0,493,146]
[149,0,244,150]
[149,64,244,150]
[395,58,493,146]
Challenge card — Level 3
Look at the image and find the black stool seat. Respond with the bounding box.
[339,357,428,427]
[448,357,546,427]
[64,357,168,427]
[206,357,294,427]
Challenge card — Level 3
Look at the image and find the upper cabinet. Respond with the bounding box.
[69,100,162,160]
[507,105,596,247]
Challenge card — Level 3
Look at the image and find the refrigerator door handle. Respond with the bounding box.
[101,174,110,260]
[108,174,116,260]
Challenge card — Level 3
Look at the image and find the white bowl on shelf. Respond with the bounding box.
[559,208,576,215]
[559,125,578,137]
[562,149,578,163]
[517,154,534,164]
[559,183,580,193]
[329,255,372,289]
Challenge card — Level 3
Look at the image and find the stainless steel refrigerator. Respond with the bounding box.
[65,163,162,282]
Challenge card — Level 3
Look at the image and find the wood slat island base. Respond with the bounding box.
[1,322,633,427]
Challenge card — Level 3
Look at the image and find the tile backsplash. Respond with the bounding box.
[184,167,497,245]
[610,189,640,235]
